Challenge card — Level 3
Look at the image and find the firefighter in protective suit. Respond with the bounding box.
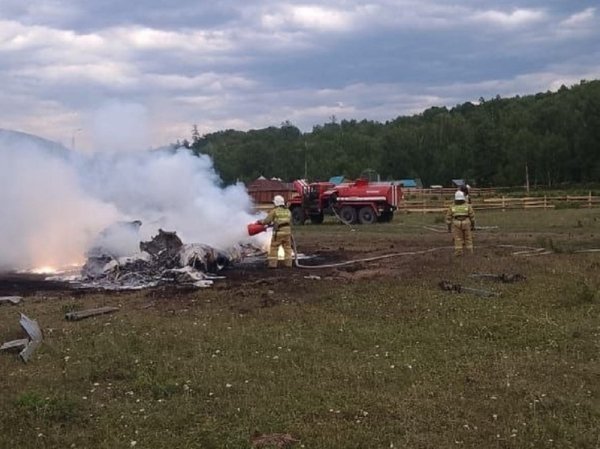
[258,195,293,268]
[445,190,475,256]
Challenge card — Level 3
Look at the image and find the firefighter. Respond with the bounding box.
[445,190,475,256]
[258,195,293,268]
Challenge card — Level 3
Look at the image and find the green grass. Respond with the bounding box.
[1,209,599,448]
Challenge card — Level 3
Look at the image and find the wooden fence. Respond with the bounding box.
[399,191,600,213]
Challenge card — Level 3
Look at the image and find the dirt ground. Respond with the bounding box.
[1,211,599,449]
[0,228,566,311]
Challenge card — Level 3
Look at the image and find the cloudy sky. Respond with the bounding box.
[1,0,599,150]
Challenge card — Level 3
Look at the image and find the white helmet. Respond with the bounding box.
[455,191,466,201]
[273,195,285,206]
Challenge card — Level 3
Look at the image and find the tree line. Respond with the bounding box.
[181,80,600,188]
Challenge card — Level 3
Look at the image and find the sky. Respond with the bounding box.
[1,0,599,150]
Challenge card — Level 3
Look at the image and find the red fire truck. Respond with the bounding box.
[288,179,402,225]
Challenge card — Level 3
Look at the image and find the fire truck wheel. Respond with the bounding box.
[309,213,324,224]
[339,206,357,224]
[358,206,377,224]
[378,211,394,223]
[291,207,305,225]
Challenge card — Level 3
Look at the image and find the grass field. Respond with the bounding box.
[1,209,599,448]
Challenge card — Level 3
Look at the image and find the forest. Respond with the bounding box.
[183,80,600,187]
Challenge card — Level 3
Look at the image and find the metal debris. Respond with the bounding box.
[303,275,321,280]
[0,296,22,305]
[65,306,119,321]
[439,281,500,298]
[0,315,43,361]
[469,273,526,283]
[140,228,183,259]
[0,338,28,351]
[18,314,43,363]
[73,228,265,290]
[20,313,42,341]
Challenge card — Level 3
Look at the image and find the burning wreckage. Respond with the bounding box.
[76,225,265,290]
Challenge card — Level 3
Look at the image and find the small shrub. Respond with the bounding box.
[150,382,180,399]
[61,302,82,313]
[15,392,46,414]
[575,283,599,304]
[559,281,599,307]
[15,392,81,422]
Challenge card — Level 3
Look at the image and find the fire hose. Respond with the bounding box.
[291,235,453,269]
[249,222,442,268]
[249,222,594,270]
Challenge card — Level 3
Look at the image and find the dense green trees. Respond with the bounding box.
[188,80,600,187]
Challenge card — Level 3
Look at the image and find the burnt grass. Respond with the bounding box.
[0,209,599,449]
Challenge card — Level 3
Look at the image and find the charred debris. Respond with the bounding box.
[77,225,264,290]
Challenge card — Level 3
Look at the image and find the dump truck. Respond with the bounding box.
[289,179,402,225]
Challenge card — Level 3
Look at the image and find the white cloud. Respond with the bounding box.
[267,4,354,31]
[0,20,104,52]
[556,7,597,39]
[111,26,233,53]
[470,8,546,27]
[13,62,136,86]
[560,7,595,28]
[0,1,599,150]
[142,72,255,91]
[428,62,600,105]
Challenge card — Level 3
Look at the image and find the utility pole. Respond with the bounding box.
[304,141,308,180]
[71,128,82,150]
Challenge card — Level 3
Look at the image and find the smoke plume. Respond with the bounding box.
[0,128,259,271]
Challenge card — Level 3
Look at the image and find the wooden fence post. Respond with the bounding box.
[502,195,505,212]
[589,191,592,209]
[544,195,547,210]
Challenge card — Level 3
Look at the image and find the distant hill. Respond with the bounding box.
[0,128,71,158]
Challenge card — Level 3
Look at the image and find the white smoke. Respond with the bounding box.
[0,127,260,271]
[88,100,151,153]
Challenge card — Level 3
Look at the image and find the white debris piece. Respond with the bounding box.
[0,296,22,305]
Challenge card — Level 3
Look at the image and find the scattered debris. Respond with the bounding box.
[0,295,22,305]
[439,281,500,298]
[73,229,265,290]
[250,432,300,449]
[193,280,214,288]
[0,338,29,351]
[65,306,120,321]
[498,246,553,257]
[139,228,182,260]
[469,273,526,283]
[1,314,44,363]
[303,275,321,280]
[474,225,499,230]
[422,225,447,233]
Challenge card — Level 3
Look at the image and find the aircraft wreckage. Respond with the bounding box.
[68,225,266,290]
